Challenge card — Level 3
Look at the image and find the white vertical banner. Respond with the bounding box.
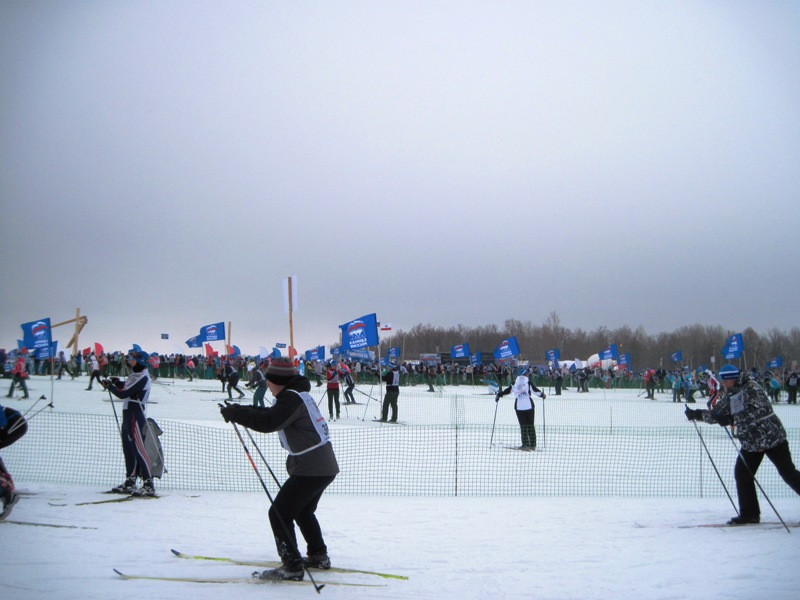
[282,275,298,313]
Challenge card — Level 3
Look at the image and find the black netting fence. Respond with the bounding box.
[5,406,799,498]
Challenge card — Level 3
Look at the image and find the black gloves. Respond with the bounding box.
[495,393,500,403]
[219,403,239,423]
[685,407,703,422]
[541,393,546,400]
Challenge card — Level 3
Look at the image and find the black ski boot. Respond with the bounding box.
[258,560,304,581]
[111,477,137,494]
[304,553,331,570]
[131,478,156,497]
[727,514,760,525]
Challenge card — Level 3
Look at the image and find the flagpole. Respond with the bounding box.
[288,276,295,360]
[227,321,232,357]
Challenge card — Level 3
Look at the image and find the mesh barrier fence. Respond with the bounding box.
[5,388,799,498]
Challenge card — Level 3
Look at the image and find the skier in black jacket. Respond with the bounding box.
[220,357,339,581]
[686,364,800,524]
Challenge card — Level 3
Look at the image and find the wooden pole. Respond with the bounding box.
[52,308,87,355]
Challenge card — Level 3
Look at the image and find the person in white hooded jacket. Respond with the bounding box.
[496,370,545,450]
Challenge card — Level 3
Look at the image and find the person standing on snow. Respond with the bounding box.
[0,403,27,519]
[86,353,103,390]
[325,362,340,420]
[6,350,30,399]
[340,361,356,405]
[245,361,267,407]
[104,349,156,497]
[496,370,545,450]
[685,364,800,525]
[220,357,339,581]
[380,364,401,422]
[223,360,245,400]
[703,369,721,408]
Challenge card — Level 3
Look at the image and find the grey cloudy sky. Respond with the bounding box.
[1,1,799,357]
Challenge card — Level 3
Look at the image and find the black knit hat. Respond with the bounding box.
[265,356,297,385]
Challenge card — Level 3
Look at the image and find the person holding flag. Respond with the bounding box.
[685,364,800,524]
[496,369,546,451]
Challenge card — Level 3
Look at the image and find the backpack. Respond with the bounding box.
[144,418,166,479]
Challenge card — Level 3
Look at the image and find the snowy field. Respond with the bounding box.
[1,375,799,600]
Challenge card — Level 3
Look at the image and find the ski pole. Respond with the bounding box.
[226,418,325,593]
[690,420,738,515]
[541,394,546,449]
[242,424,282,489]
[16,394,48,421]
[7,398,53,435]
[489,394,500,447]
[723,426,789,533]
[106,386,122,435]
[353,386,379,402]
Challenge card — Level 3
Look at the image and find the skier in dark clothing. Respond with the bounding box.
[104,348,156,497]
[496,371,545,450]
[685,364,800,525]
[220,356,339,582]
[0,404,27,520]
[380,365,401,422]
[223,361,245,400]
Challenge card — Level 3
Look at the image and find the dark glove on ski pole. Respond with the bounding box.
[684,407,703,421]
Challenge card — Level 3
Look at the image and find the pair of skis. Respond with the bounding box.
[114,548,407,587]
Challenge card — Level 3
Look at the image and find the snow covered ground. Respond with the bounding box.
[1,376,799,599]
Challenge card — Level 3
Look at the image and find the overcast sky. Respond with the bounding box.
[1,1,799,357]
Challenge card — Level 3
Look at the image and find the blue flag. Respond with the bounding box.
[186,335,202,349]
[671,350,682,363]
[450,343,470,359]
[470,352,482,366]
[275,342,287,348]
[619,353,631,369]
[21,318,52,359]
[598,344,619,361]
[493,337,520,361]
[388,346,401,360]
[722,333,744,359]
[767,356,782,369]
[305,346,325,362]
[199,322,226,342]
[340,313,379,350]
[546,348,561,363]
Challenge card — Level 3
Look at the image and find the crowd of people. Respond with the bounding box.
[3,345,800,406]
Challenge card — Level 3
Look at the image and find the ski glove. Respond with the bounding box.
[495,394,501,403]
[219,404,240,423]
[684,407,703,421]
[540,393,546,400]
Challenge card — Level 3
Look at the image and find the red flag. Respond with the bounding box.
[94,342,104,355]
[204,343,218,357]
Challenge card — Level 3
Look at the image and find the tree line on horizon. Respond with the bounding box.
[378,312,800,371]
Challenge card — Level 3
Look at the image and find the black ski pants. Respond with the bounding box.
[269,474,336,566]
[516,408,536,449]
[735,440,800,518]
